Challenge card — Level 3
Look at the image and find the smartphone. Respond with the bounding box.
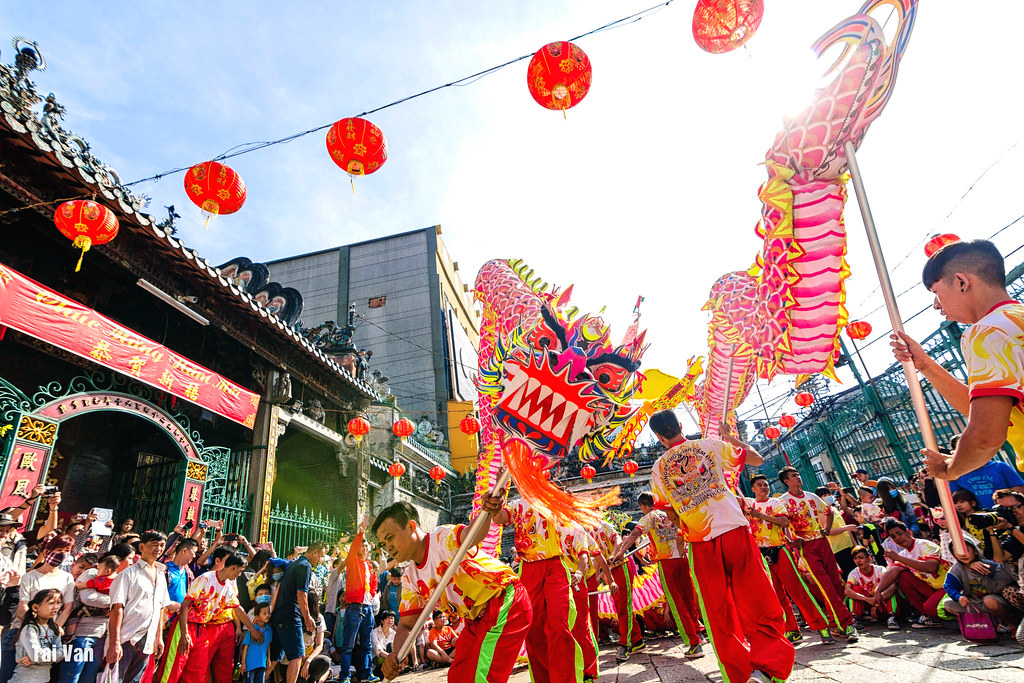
[223,534,239,542]
[199,522,208,529]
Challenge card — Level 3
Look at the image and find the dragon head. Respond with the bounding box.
[479,284,647,468]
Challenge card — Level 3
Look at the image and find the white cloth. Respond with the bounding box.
[14,568,74,630]
[108,560,171,654]
[371,625,395,658]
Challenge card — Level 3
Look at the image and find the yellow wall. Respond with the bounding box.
[447,400,479,474]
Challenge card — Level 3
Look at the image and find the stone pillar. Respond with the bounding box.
[248,369,282,542]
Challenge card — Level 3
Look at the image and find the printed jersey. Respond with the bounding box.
[897,538,950,589]
[651,438,748,543]
[504,499,563,562]
[846,565,886,595]
[429,625,458,650]
[400,525,517,621]
[636,510,683,560]
[559,523,595,575]
[779,491,830,542]
[184,571,240,624]
[591,520,623,567]
[961,300,1024,469]
[745,497,788,548]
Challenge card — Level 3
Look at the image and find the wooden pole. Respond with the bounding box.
[843,141,967,556]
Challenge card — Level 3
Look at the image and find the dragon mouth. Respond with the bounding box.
[497,357,596,448]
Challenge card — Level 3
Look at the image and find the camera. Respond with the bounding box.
[41,485,58,495]
[183,520,194,530]
[968,509,1016,529]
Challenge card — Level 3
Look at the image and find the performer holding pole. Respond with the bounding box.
[378,468,524,682]
[844,141,967,555]
[650,410,793,683]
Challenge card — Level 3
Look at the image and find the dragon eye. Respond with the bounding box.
[588,363,629,393]
[598,373,611,384]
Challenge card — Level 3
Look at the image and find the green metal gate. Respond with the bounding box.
[115,452,185,532]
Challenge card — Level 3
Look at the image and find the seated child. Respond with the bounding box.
[426,610,458,667]
[941,534,1017,630]
[74,556,118,594]
[844,546,899,629]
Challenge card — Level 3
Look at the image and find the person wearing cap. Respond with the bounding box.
[891,238,1024,479]
[940,533,1016,627]
[612,492,704,659]
[853,469,877,493]
[649,410,793,683]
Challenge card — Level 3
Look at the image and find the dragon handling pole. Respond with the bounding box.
[844,141,967,556]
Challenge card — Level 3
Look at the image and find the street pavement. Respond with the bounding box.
[396,623,1024,682]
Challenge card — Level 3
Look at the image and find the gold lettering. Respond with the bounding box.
[17,452,37,472]
[9,479,29,498]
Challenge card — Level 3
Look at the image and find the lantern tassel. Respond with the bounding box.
[562,109,567,121]
[203,213,212,230]
[351,178,356,195]
[72,236,92,273]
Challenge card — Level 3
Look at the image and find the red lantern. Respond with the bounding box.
[794,392,815,407]
[765,426,781,440]
[924,233,961,259]
[459,415,481,435]
[388,461,406,478]
[392,418,415,441]
[347,416,370,443]
[779,414,796,429]
[692,0,764,54]
[430,465,445,484]
[846,321,872,341]
[580,464,596,482]
[326,117,388,191]
[526,41,593,114]
[53,200,119,272]
[623,460,639,477]
[183,161,246,228]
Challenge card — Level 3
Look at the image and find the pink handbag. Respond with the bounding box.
[958,605,998,643]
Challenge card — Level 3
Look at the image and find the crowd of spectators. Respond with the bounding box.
[0,485,458,683]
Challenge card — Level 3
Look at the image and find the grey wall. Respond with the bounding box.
[348,231,439,419]
[267,249,342,327]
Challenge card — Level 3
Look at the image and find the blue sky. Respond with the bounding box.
[5,1,1024,427]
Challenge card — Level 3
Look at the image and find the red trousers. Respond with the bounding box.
[520,557,583,683]
[847,585,897,618]
[896,569,944,618]
[767,546,828,631]
[658,558,700,644]
[799,538,855,629]
[691,527,794,683]
[610,560,643,647]
[570,577,598,677]
[587,575,600,642]
[164,621,235,683]
[450,582,533,683]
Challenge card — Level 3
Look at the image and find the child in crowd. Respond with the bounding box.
[426,610,458,667]
[73,555,117,594]
[12,589,63,683]
[844,546,899,629]
[241,603,274,683]
[247,583,273,622]
[941,535,1017,630]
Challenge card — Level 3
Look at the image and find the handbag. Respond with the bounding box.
[98,661,119,683]
[957,604,998,643]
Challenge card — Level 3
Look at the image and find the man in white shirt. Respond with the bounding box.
[106,530,171,683]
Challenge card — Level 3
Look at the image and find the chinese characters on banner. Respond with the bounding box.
[180,481,205,527]
[0,263,260,428]
[0,415,57,531]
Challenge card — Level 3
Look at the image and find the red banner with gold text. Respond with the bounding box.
[0,263,259,428]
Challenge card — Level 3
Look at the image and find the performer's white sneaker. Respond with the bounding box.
[747,671,773,683]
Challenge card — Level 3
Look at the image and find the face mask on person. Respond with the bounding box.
[255,594,271,604]
[823,495,835,506]
[45,551,67,568]
[272,572,283,581]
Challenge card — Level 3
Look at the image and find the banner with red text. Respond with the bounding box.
[0,263,259,428]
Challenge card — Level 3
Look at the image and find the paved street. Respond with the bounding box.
[398,624,1024,682]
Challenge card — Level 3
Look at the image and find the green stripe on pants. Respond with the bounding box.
[688,554,732,683]
[475,584,517,683]
[659,560,692,646]
[562,560,584,683]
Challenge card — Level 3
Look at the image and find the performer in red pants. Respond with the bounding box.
[614,493,704,658]
[779,467,858,640]
[592,518,645,662]
[560,522,618,682]
[743,474,832,643]
[492,497,583,683]
[650,411,793,683]
[374,500,532,683]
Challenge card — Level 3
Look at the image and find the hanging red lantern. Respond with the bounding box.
[347,416,370,443]
[53,200,119,272]
[183,161,246,228]
[765,425,781,440]
[388,461,406,478]
[526,41,593,115]
[430,465,445,485]
[459,415,481,435]
[580,464,596,482]
[326,117,388,192]
[392,418,415,442]
[692,0,764,54]
[623,460,639,477]
[779,414,796,429]
[794,392,815,407]
[924,233,961,259]
[846,321,872,341]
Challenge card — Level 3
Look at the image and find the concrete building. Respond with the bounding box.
[267,225,481,474]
